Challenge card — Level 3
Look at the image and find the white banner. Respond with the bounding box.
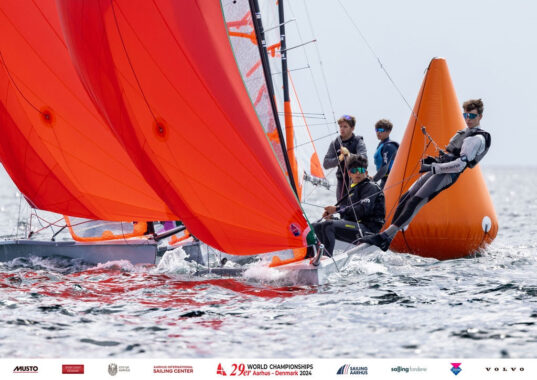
[0,359,533,380]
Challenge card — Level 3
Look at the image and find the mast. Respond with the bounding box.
[278,0,300,196]
[249,0,299,197]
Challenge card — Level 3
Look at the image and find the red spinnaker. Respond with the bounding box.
[57,0,310,254]
[0,0,177,221]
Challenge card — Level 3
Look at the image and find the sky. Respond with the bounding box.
[274,0,537,167]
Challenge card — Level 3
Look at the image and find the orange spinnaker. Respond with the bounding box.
[0,0,177,221]
[383,58,498,259]
[57,0,309,255]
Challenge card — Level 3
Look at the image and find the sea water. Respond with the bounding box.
[0,166,536,358]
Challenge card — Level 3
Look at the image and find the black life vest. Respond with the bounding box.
[446,127,491,168]
[334,134,364,179]
[341,178,385,228]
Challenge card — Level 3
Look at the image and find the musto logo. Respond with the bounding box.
[13,366,39,374]
[337,365,368,375]
[450,363,462,376]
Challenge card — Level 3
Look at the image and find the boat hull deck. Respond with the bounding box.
[0,239,158,265]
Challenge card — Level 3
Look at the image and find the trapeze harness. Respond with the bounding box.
[390,127,491,229]
[324,134,367,201]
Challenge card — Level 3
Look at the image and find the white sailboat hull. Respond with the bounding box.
[0,239,158,265]
[274,243,378,286]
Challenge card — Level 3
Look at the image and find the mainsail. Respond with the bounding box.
[57,0,313,255]
[257,0,329,197]
[0,0,177,221]
[226,0,329,200]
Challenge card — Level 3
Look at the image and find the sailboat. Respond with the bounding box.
[0,0,336,282]
[51,0,371,284]
[0,0,185,264]
[0,0,497,284]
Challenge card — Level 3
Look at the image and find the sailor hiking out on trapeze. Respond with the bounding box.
[359,98,491,251]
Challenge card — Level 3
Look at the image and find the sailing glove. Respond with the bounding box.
[422,155,437,164]
[419,163,436,174]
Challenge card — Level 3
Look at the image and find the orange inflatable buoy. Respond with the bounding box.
[383,58,498,260]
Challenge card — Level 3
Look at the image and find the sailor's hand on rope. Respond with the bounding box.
[323,205,337,219]
[422,155,437,164]
[419,162,433,173]
[338,147,350,161]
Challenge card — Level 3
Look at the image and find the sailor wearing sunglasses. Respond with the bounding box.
[372,119,399,189]
[359,99,491,251]
[312,154,385,257]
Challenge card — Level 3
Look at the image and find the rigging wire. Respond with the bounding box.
[298,0,367,231]
[288,131,338,151]
[300,1,445,227]
[260,1,336,209]
[334,0,416,118]
[15,192,24,238]
[287,0,336,135]
[301,0,338,132]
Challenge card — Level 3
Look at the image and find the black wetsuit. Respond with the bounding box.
[392,127,491,228]
[372,138,399,189]
[323,134,367,201]
[360,127,491,251]
[313,178,385,256]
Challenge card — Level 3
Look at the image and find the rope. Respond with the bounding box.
[0,51,42,115]
[302,0,338,133]
[15,193,24,239]
[334,0,416,117]
[401,229,412,253]
[287,1,333,134]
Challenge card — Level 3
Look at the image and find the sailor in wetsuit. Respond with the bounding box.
[372,119,399,189]
[313,154,385,257]
[323,115,367,202]
[359,98,491,251]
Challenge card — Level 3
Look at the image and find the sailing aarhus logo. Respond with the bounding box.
[13,366,39,374]
[450,363,462,375]
[337,364,368,375]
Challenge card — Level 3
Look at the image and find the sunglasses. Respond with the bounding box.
[348,167,366,174]
[375,128,386,132]
[341,114,352,121]
[463,112,479,120]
